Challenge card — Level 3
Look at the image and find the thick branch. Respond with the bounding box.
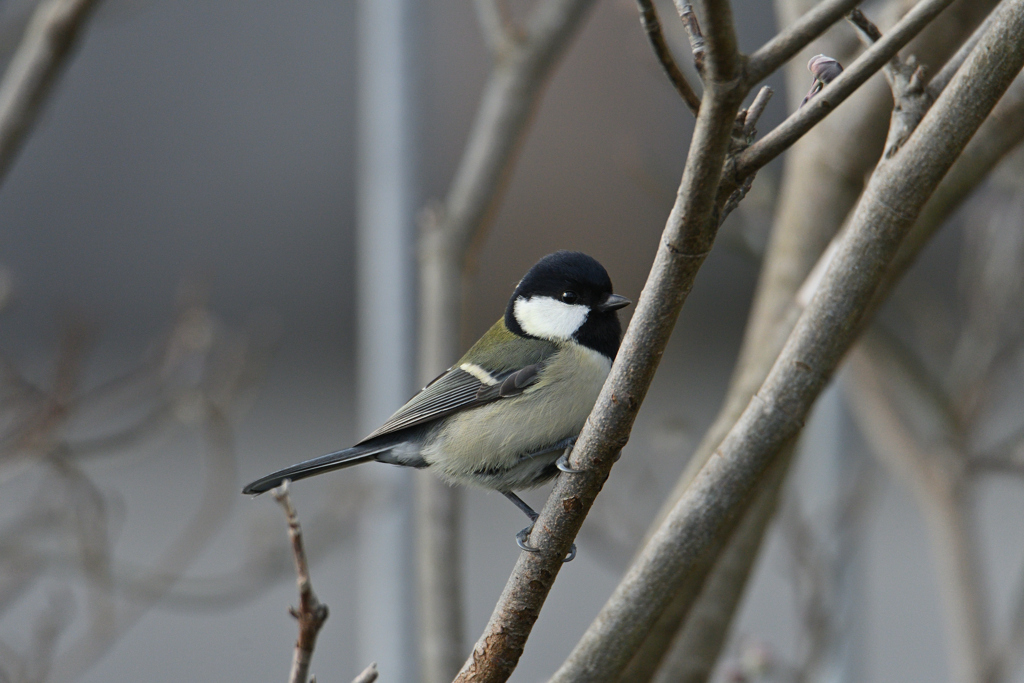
[698,0,742,82]
[623,443,794,682]
[555,3,1024,679]
[0,0,100,187]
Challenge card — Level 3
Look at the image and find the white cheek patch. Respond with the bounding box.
[513,296,589,341]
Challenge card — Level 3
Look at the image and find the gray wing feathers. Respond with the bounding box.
[478,364,541,400]
[358,363,544,443]
[359,368,485,442]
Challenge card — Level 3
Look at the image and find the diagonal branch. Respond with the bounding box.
[474,0,515,56]
[0,0,101,187]
[673,1,706,75]
[636,0,701,115]
[746,0,863,84]
[927,4,1001,98]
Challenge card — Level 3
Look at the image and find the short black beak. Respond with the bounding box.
[598,293,630,312]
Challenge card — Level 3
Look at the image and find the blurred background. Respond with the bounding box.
[1,0,1023,681]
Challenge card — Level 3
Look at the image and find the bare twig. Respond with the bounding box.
[878,73,1024,312]
[0,0,101,187]
[474,0,514,55]
[733,0,959,179]
[672,1,706,75]
[741,85,773,140]
[350,662,379,683]
[746,0,862,84]
[272,481,329,683]
[454,0,976,676]
[637,41,1024,683]
[637,0,701,115]
[846,7,933,158]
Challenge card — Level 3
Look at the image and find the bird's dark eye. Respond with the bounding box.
[560,291,579,304]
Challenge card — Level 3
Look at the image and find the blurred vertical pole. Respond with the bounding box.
[356,0,418,679]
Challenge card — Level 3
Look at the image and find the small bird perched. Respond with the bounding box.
[242,251,630,558]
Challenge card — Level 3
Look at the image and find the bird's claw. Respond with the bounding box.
[516,525,539,552]
[556,449,583,474]
[516,524,576,562]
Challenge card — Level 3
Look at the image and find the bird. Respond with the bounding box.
[242,251,630,559]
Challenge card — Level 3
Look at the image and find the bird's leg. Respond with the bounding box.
[503,491,576,562]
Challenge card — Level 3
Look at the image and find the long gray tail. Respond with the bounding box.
[242,443,393,495]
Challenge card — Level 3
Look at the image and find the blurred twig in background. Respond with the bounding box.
[844,154,1024,683]
[0,282,357,682]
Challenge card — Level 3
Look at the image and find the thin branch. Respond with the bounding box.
[552,3,1024,679]
[350,662,379,683]
[272,481,329,683]
[625,444,794,682]
[969,456,1024,479]
[673,1,706,75]
[872,72,1024,319]
[718,86,774,225]
[49,404,240,681]
[741,85,773,139]
[992,556,1024,680]
[846,7,933,158]
[733,0,960,179]
[636,0,701,115]
[0,0,101,187]
[474,0,515,55]
[746,0,863,84]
